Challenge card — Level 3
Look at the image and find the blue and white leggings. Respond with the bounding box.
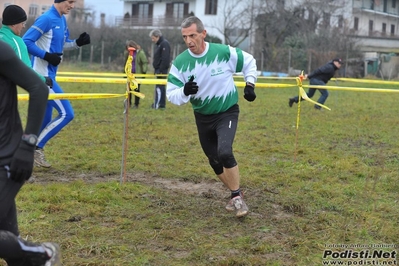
[37,79,74,148]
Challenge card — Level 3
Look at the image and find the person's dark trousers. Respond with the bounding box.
[129,84,141,107]
[292,78,328,109]
[158,85,166,108]
[308,78,328,109]
[0,166,23,236]
[134,85,141,107]
[153,69,166,109]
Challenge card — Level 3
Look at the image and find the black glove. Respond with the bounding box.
[76,32,91,47]
[9,141,35,183]
[44,52,62,66]
[244,83,256,102]
[44,76,53,88]
[183,76,198,96]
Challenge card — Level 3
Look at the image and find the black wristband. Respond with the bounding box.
[246,82,255,87]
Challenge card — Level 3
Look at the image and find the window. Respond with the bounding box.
[393,0,397,8]
[29,4,38,16]
[41,5,51,14]
[277,0,285,9]
[166,3,189,19]
[369,20,373,35]
[322,12,331,28]
[173,3,184,18]
[205,0,217,15]
[354,17,359,30]
[307,9,314,21]
[391,24,395,35]
[338,15,343,28]
[132,3,153,18]
[382,23,386,34]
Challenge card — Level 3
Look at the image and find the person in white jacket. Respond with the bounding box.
[166,16,257,218]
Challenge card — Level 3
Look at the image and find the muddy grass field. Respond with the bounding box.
[5,76,398,265]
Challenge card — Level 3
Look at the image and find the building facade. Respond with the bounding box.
[0,0,85,22]
[351,0,399,53]
[118,0,399,51]
[118,0,261,53]
[0,0,54,18]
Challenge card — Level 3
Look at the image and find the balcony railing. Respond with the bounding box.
[353,2,399,17]
[114,16,183,28]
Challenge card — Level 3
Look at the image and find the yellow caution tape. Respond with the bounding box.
[18,93,125,101]
[17,91,145,101]
[336,78,399,85]
[55,77,296,88]
[299,87,331,110]
[302,84,399,93]
[234,81,296,88]
[295,74,331,110]
[58,71,168,78]
[55,76,167,86]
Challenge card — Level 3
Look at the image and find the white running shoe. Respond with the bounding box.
[226,195,249,217]
[34,149,52,168]
[43,242,62,266]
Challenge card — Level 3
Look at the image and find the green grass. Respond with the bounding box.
[6,66,399,265]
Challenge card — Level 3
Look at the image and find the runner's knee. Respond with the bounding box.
[218,146,237,169]
[208,157,223,175]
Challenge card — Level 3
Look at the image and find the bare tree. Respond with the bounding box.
[210,0,264,52]
[254,0,360,74]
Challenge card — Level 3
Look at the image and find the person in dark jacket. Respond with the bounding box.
[0,40,61,265]
[289,58,343,110]
[149,29,171,109]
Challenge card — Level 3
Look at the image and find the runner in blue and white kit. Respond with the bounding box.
[23,0,90,168]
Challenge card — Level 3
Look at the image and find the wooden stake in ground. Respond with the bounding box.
[120,89,129,185]
[294,74,303,163]
[120,48,135,184]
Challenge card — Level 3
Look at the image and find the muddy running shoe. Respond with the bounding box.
[225,198,236,212]
[226,195,249,217]
[43,242,62,266]
[225,191,244,212]
[34,148,51,168]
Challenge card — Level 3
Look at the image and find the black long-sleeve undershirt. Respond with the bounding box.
[0,40,48,165]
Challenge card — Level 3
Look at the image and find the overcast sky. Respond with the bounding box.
[84,0,124,27]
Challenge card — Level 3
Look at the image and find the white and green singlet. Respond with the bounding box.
[166,42,257,115]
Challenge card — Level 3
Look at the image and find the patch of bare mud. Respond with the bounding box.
[30,170,227,196]
[31,170,292,221]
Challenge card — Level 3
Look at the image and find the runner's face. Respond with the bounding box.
[60,0,75,15]
[181,24,206,55]
[13,21,26,36]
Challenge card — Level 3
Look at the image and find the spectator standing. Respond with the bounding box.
[23,0,91,168]
[126,40,148,108]
[149,29,171,109]
[0,40,61,265]
[289,58,343,110]
[166,16,257,218]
